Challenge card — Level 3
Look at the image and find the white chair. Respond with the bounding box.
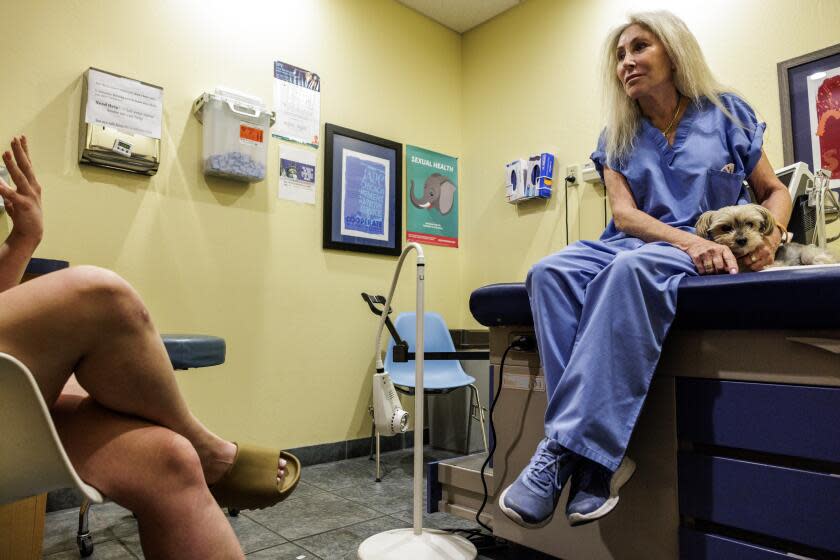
[0,352,104,555]
[0,334,226,557]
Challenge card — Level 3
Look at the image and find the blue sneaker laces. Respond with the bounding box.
[525,439,574,496]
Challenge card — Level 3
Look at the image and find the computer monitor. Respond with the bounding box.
[776,162,815,244]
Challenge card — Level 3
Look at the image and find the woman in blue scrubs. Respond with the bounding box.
[499,11,793,529]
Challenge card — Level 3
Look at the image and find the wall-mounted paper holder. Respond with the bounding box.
[78,68,163,176]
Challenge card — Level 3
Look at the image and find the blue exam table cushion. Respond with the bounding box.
[469,266,840,330]
[162,334,226,369]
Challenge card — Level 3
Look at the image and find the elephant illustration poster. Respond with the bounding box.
[406,145,459,248]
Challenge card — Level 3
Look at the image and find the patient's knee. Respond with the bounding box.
[156,433,205,492]
[110,432,206,516]
[65,266,151,329]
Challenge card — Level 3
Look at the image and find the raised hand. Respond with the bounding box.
[0,136,44,248]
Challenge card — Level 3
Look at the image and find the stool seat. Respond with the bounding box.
[161,334,226,369]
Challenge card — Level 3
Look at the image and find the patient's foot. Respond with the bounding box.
[199,438,286,486]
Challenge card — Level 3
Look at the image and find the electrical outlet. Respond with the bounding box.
[565,164,580,186]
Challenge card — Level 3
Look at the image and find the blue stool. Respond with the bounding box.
[162,333,226,370]
[76,334,226,557]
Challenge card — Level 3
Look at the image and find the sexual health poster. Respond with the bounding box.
[406,145,459,248]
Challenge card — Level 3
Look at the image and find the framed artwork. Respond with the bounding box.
[323,124,402,256]
[778,43,840,187]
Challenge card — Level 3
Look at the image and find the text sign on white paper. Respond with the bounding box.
[502,373,545,392]
[279,145,317,205]
[272,61,321,147]
[85,69,163,139]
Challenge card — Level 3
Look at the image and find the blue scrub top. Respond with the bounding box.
[591,93,766,243]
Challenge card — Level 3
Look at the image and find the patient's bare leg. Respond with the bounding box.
[0,266,282,485]
[52,385,244,560]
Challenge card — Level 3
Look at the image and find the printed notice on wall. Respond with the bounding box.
[84,68,163,139]
[341,150,389,241]
[279,145,317,205]
[272,61,321,147]
[406,145,459,247]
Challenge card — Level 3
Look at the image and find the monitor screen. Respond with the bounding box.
[777,169,794,190]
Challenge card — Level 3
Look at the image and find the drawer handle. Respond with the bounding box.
[787,337,840,354]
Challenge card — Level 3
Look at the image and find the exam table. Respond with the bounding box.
[431,266,840,560]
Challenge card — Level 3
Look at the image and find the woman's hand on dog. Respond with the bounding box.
[683,237,738,275]
[737,227,781,271]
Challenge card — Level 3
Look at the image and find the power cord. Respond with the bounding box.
[440,334,536,551]
[475,335,536,533]
[564,174,576,246]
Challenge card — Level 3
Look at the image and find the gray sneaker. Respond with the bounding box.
[498,438,578,528]
[566,456,636,526]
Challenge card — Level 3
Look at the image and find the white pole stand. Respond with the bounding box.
[358,244,477,560]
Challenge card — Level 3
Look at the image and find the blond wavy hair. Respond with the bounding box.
[600,11,741,164]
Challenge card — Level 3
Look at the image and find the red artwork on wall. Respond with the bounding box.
[816,74,840,179]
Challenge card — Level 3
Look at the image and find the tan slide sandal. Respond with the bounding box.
[209,443,301,510]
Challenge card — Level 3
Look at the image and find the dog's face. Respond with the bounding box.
[695,204,776,257]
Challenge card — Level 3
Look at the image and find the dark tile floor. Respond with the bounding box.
[43,448,555,559]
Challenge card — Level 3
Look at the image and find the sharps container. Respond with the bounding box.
[193,88,275,182]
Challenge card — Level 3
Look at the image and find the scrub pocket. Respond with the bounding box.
[705,168,746,210]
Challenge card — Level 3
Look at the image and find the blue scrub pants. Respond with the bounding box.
[526,238,697,472]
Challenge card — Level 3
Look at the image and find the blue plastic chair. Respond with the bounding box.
[375,313,487,476]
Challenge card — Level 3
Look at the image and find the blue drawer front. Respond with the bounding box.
[676,378,840,462]
[679,528,791,560]
[678,453,840,553]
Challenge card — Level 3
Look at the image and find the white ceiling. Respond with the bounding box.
[396,0,521,33]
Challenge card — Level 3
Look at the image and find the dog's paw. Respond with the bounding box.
[813,252,836,265]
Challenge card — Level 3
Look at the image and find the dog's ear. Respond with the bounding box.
[753,205,776,235]
[695,211,715,239]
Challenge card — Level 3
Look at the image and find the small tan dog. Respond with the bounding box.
[695,204,835,271]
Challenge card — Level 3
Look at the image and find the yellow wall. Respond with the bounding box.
[4,0,840,450]
[460,0,840,327]
[0,0,462,449]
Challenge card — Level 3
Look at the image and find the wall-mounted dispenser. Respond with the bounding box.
[78,68,163,175]
[506,153,555,203]
[506,159,527,203]
[193,88,276,183]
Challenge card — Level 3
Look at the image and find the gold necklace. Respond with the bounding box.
[658,96,684,137]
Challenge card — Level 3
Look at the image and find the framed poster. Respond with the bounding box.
[778,43,840,187]
[323,124,402,256]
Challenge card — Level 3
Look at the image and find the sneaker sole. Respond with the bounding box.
[497,484,555,529]
[567,457,636,527]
